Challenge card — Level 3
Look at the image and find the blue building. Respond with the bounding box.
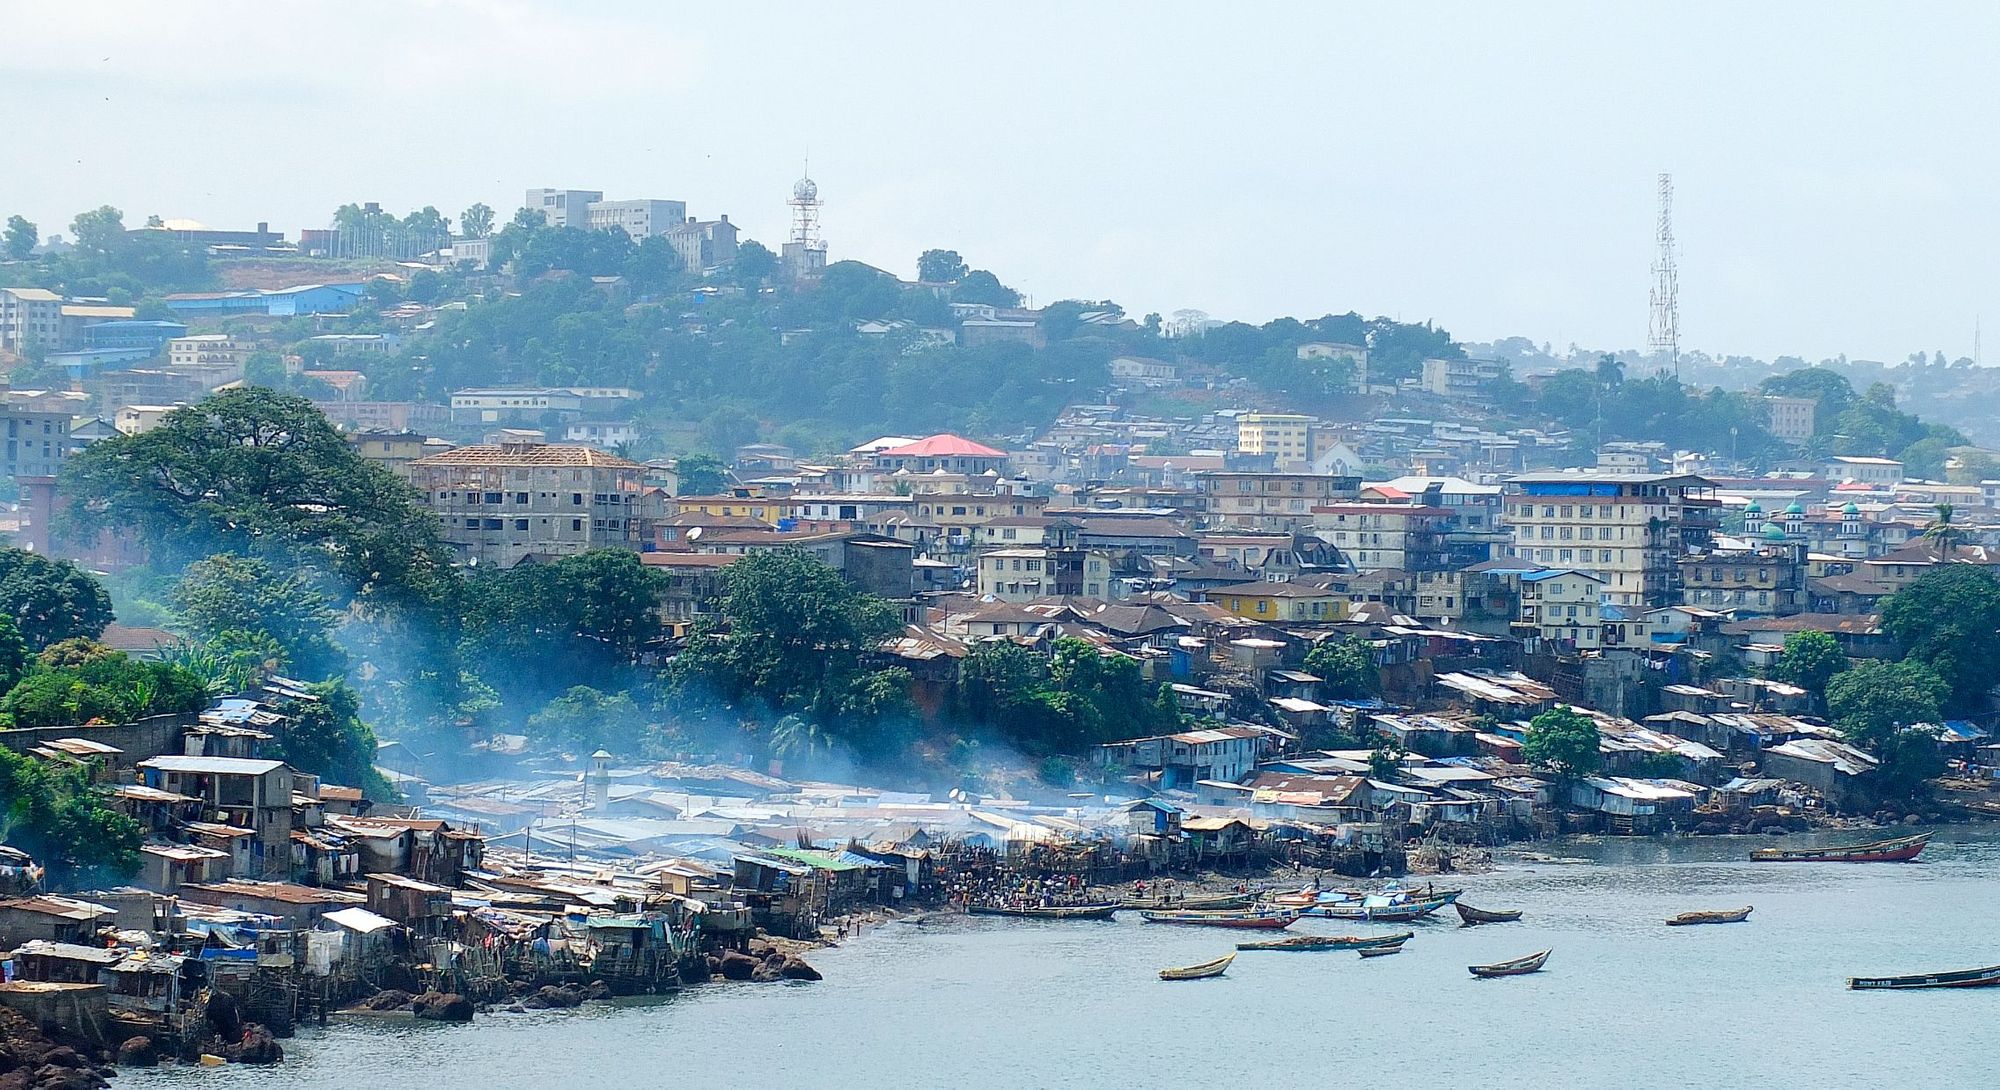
[164,282,365,317]
[82,319,186,352]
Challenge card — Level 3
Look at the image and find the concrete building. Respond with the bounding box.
[406,441,646,566]
[1195,471,1363,533]
[1,400,71,478]
[1823,455,1904,486]
[0,288,63,354]
[1763,395,1816,444]
[449,388,585,426]
[1108,356,1179,387]
[136,756,294,878]
[1419,357,1508,400]
[1236,413,1314,468]
[585,198,688,241]
[973,545,1114,601]
[1311,503,1454,572]
[524,188,604,229]
[667,216,739,272]
[1206,580,1346,623]
[1500,472,1720,607]
[872,434,1009,476]
[1516,569,1604,650]
[168,334,249,371]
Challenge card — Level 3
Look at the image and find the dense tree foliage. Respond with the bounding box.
[1825,659,1947,798]
[1881,566,2000,713]
[460,549,668,709]
[526,685,662,756]
[0,747,143,887]
[1522,706,1601,781]
[1303,637,1379,700]
[171,556,345,680]
[269,681,393,797]
[1768,629,1847,708]
[0,640,208,728]
[0,549,114,650]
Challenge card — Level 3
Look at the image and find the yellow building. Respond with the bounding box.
[1235,413,1314,468]
[674,491,778,524]
[1207,580,1345,622]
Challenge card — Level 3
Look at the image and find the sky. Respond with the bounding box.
[5,2,1997,363]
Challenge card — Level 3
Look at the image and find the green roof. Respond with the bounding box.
[753,846,867,872]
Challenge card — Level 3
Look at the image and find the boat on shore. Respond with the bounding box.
[1159,953,1235,981]
[1455,902,1523,925]
[1119,892,1254,912]
[1749,832,1929,863]
[1236,931,1414,952]
[1357,943,1405,958]
[1310,895,1452,923]
[1666,906,1752,926]
[1469,949,1551,978]
[1141,909,1300,930]
[966,903,1120,920]
[1849,964,2000,990]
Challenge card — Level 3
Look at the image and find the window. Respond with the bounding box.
[571,519,583,531]
[485,492,503,504]
[514,519,529,530]
[484,518,502,530]
[572,493,584,505]
[514,492,529,504]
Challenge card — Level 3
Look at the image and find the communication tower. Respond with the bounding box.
[1648,173,1680,377]
[783,161,827,279]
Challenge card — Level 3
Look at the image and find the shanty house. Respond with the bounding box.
[135,756,293,876]
[1761,738,1879,806]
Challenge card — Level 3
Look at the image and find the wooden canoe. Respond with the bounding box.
[1455,902,1523,925]
[1469,949,1551,978]
[1159,953,1235,981]
[1749,832,1929,863]
[1309,896,1451,923]
[1140,909,1300,929]
[1357,943,1406,958]
[966,903,1120,920]
[1236,931,1414,951]
[1666,906,1752,926]
[1119,892,1254,911]
[1849,964,2000,990]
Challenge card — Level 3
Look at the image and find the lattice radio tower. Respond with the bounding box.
[1648,172,1680,377]
[788,160,823,251]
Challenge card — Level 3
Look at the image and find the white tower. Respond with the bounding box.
[1648,173,1680,377]
[783,163,827,279]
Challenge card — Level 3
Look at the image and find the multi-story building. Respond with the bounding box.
[1500,472,1719,607]
[1195,471,1362,533]
[872,434,1009,476]
[0,288,63,354]
[1205,580,1346,623]
[1823,455,1903,487]
[1763,395,1816,444]
[1235,413,1313,468]
[449,388,586,426]
[524,188,604,229]
[347,431,434,479]
[1419,356,1508,400]
[406,442,646,566]
[973,545,1113,601]
[1310,503,1453,572]
[1677,547,1806,617]
[585,198,688,242]
[1516,569,1604,650]
[169,333,249,370]
[1,400,72,478]
[667,215,739,271]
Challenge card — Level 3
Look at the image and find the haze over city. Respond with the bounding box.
[8,1,1998,362]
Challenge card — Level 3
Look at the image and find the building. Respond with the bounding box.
[1093,726,1280,789]
[524,188,604,229]
[973,544,1113,601]
[564,421,641,447]
[168,334,249,372]
[1678,548,1806,616]
[1764,395,1816,444]
[872,434,1009,476]
[667,216,739,272]
[1206,581,1345,623]
[584,198,688,242]
[1500,472,1719,607]
[1419,357,1508,400]
[449,388,585,426]
[0,288,63,353]
[1823,456,1904,486]
[1195,471,1363,533]
[314,401,449,433]
[135,756,294,878]
[2,401,73,478]
[1108,356,1179,387]
[162,283,364,317]
[1311,503,1454,572]
[347,431,433,479]
[406,441,646,566]
[1516,569,1605,650]
[1236,413,1314,468]
[307,333,398,356]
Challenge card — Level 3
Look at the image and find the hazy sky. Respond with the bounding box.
[7,2,1996,363]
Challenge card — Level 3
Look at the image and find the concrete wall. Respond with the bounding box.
[0,713,192,766]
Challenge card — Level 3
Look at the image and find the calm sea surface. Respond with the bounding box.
[128,828,2000,1090]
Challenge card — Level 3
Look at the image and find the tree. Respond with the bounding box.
[170,555,345,680]
[69,205,127,257]
[1521,706,1601,782]
[698,406,759,455]
[1922,502,1960,558]
[0,746,142,886]
[674,452,727,496]
[460,549,669,706]
[770,713,833,763]
[1769,629,1846,708]
[1594,353,1625,389]
[733,240,777,285]
[1881,565,2000,713]
[525,686,653,756]
[954,269,1019,307]
[917,249,968,283]
[459,202,495,239]
[0,550,114,650]
[1825,659,1947,797]
[3,215,35,260]
[1302,637,1379,700]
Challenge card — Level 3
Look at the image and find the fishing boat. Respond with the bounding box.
[966,902,1120,921]
[1236,931,1414,952]
[1309,895,1452,923]
[1469,949,1551,978]
[1119,892,1255,912]
[1665,906,1752,926]
[1455,902,1523,925]
[1357,943,1406,958]
[1159,953,1235,981]
[1749,832,1929,863]
[1140,908,1300,930]
[1848,964,2000,990]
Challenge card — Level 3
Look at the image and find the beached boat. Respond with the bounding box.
[1310,895,1452,923]
[1469,949,1551,978]
[1849,964,2000,990]
[1357,943,1406,958]
[1666,906,1752,926]
[966,903,1120,920]
[1455,902,1523,925]
[1749,832,1929,863]
[1236,931,1414,952]
[1140,909,1300,930]
[1119,892,1255,912]
[1159,953,1235,981]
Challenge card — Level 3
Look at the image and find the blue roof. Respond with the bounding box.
[1939,720,1989,742]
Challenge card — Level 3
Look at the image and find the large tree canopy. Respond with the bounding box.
[1881,565,2000,714]
[1522,705,1601,781]
[0,550,113,650]
[171,555,345,680]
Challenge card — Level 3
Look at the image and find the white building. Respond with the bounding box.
[585,199,689,242]
[1518,569,1605,649]
[1823,456,1903,487]
[1501,472,1719,607]
[0,288,63,353]
[523,188,604,229]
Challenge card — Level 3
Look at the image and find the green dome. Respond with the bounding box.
[1784,501,1805,515]
[1744,500,1763,514]
[1842,502,1860,515]
[1763,525,1789,541]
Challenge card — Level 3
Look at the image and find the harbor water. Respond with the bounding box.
[129,828,2000,1089]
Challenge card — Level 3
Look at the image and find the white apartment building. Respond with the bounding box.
[1235,413,1313,468]
[1763,395,1816,445]
[585,199,688,242]
[523,188,604,229]
[1500,472,1718,607]
[168,334,248,370]
[0,288,63,353]
[1517,569,1605,650]
[1823,456,1903,487]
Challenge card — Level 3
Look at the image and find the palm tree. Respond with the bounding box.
[769,714,831,763]
[1924,502,1960,559]
[1594,353,1625,389]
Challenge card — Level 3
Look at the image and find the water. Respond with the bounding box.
[128,829,2000,1089]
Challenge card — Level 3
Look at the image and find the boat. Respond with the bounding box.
[1236,931,1414,952]
[1666,906,1753,926]
[1455,902,1523,925]
[1309,895,1452,923]
[1119,892,1255,912]
[1159,953,1235,981]
[1469,949,1551,978]
[1849,964,2000,990]
[1357,943,1406,958]
[966,902,1120,920]
[1140,909,1300,930]
[1749,832,1930,863]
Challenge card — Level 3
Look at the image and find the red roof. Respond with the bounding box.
[878,434,1007,459]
